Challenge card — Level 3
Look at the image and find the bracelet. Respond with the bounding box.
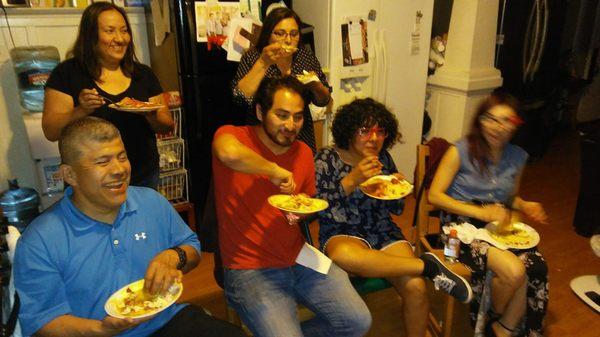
[169,246,187,270]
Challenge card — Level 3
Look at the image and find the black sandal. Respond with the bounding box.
[497,320,515,335]
[485,318,515,337]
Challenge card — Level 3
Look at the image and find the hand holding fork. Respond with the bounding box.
[78,88,114,113]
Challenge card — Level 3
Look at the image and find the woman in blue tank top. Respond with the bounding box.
[429,93,549,337]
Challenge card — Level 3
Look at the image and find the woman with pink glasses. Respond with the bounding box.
[316,98,473,337]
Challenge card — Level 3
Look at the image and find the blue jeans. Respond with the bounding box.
[224,263,371,337]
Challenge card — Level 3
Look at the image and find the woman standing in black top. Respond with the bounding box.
[232,7,331,153]
[43,2,173,188]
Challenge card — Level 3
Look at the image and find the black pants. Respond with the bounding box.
[152,305,246,337]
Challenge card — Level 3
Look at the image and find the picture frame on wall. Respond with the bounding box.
[71,0,91,8]
[29,0,72,7]
[125,0,144,7]
[1,0,28,7]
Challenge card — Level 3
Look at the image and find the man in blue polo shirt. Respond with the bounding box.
[13,117,244,337]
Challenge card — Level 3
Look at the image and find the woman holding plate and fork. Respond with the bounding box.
[315,98,474,337]
[428,92,549,337]
[232,6,331,153]
[42,2,173,189]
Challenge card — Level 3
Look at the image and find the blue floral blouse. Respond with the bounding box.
[315,147,405,250]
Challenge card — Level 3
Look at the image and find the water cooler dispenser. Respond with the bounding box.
[0,179,38,337]
[10,46,63,209]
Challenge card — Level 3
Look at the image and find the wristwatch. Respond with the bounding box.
[169,246,187,270]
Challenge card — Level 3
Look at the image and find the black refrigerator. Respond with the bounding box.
[143,0,243,251]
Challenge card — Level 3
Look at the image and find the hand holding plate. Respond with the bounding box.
[100,314,148,333]
[284,211,301,225]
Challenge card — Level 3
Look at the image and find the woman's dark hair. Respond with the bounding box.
[70,2,137,81]
[332,98,401,151]
[255,7,303,52]
[467,91,520,174]
[254,76,307,114]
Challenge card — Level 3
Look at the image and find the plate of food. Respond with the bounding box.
[359,175,414,200]
[109,97,165,112]
[268,193,329,214]
[485,221,540,250]
[104,279,182,319]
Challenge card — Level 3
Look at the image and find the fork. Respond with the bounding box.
[98,95,117,105]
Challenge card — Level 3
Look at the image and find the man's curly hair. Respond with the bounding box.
[332,98,401,150]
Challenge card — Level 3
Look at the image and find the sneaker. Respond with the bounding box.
[421,252,473,303]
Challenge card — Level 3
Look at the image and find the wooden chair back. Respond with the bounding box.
[415,143,471,337]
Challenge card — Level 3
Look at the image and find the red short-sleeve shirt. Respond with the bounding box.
[212,125,316,269]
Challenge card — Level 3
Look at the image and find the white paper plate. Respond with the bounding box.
[104,279,182,319]
[108,103,165,112]
[359,175,414,200]
[267,194,329,214]
[484,222,540,250]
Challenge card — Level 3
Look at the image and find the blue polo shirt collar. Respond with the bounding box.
[60,187,139,231]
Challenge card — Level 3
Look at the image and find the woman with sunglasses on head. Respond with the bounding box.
[232,7,331,153]
[316,98,473,337]
[429,92,549,337]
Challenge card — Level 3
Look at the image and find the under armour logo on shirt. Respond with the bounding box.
[134,232,147,240]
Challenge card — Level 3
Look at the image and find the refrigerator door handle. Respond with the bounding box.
[372,29,380,101]
[380,29,388,104]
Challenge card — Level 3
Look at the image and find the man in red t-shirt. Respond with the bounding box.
[213,77,371,337]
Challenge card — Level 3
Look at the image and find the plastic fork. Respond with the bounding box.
[98,95,116,105]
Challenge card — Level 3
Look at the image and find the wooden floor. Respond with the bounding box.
[178,127,600,336]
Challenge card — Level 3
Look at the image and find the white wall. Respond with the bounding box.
[0,8,149,193]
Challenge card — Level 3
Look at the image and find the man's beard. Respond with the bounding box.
[263,124,297,147]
